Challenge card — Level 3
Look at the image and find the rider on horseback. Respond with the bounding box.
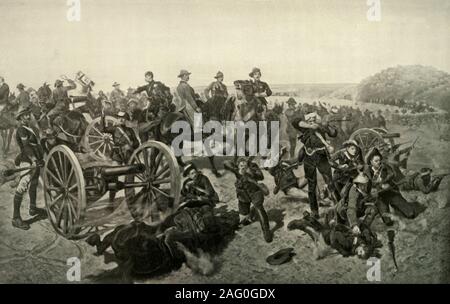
[248,68,272,120]
[46,76,77,123]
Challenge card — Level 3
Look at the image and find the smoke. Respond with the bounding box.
[175,242,215,276]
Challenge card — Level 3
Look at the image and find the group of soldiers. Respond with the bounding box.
[2,69,448,269]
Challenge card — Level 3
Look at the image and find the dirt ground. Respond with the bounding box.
[0,122,449,284]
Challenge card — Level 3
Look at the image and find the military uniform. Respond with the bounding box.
[16,90,30,108]
[181,172,219,206]
[13,118,46,228]
[399,172,445,194]
[101,116,140,164]
[47,80,77,120]
[110,88,125,110]
[292,115,338,217]
[203,80,228,121]
[0,83,10,107]
[330,148,364,199]
[268,161,301,195]
[135,80,173,116]
[176,80,200,126]
[224,159,272,242]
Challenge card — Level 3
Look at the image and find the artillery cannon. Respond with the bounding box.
[42,141,181,239]
[349,127,400,155]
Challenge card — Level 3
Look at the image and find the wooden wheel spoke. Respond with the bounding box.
[152,177,171,185]
[57,199,67,228]
[150,150,162,176]
[66,167,75,187]
[46,169,63,187]
[49,193,64,207]
[155,163,170,178]
[91,126,104,137]
[50,157,65,185]
[152,186,171,198]
[143,149,151,175]
[93,142,105,154]
[89,139,104,146]
[56,152,66,182]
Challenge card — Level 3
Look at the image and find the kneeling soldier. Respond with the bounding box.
[224,157,272,243]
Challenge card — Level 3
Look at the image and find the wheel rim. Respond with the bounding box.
[43,145,86,238]
[125,141,181,225]
[350,128,385,155]
[83,116,119,161]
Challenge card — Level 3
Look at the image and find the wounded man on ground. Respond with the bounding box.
[287,210,382,260]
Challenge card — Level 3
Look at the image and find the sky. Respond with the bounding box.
[0,0,449,92]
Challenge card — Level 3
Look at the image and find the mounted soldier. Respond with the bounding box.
[247,67,272,120]
[176,69,202,127]
[12,106,47,230]
[203,71,228,121]
[110,82,126,111]
[16,83,30,108]
[0,76,10,109]
[134,71,173,118]
[47,76,77,122]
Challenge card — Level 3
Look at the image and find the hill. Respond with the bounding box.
[356,65,450,111]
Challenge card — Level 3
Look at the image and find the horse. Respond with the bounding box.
[0,93,18,157]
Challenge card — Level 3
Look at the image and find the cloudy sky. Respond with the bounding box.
[0,0,449,91]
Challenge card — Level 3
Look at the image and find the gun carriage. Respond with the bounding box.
[42,141,181,239]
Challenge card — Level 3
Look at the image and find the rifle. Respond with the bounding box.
[434,172,450,179]
[1,166,36,177]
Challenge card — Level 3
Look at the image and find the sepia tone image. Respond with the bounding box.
[0,0,449,284]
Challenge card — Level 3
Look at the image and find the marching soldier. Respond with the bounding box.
[248,67,272,120]
[224,157,272,243]
[292,111,338,218]
[176,69,202,126]
[203,71,228,121]
[12,106,47,230]
[134,71,173,116]
[47,76,77,122]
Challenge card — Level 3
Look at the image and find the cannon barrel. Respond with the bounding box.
[100,164,145,177]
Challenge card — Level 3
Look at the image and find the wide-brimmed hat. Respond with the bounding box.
[266,248,295,265]
[183,162,198,177]
[286,97,297,105]
[365,147,383,165]
[112,82,120,87]
[304,111,319,122]
[249,67,261,77]
[178,69,191,78]
[16,83,25,90]
[353,172,369,184]
[127,98,138,106]
[15,106,31,120]
[343,139,360,149]
[54,79,64,87]
[214,71,224,79]
[117,111,130,120]
[419,168,432,176]
[330,106,339,114]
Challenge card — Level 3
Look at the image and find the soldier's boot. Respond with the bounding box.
[12,193,30,230]
[29,184,47,217]
[255,207,272,243]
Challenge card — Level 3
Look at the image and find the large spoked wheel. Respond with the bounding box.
[372,127,396,147]
[125,141,181,226]
[43,145,86,239]
[350,128,386,155]
[83,116,119,161]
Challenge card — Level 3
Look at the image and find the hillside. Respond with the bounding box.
[356,65,450,111]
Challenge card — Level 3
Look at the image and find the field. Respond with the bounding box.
[0,114,449,283]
